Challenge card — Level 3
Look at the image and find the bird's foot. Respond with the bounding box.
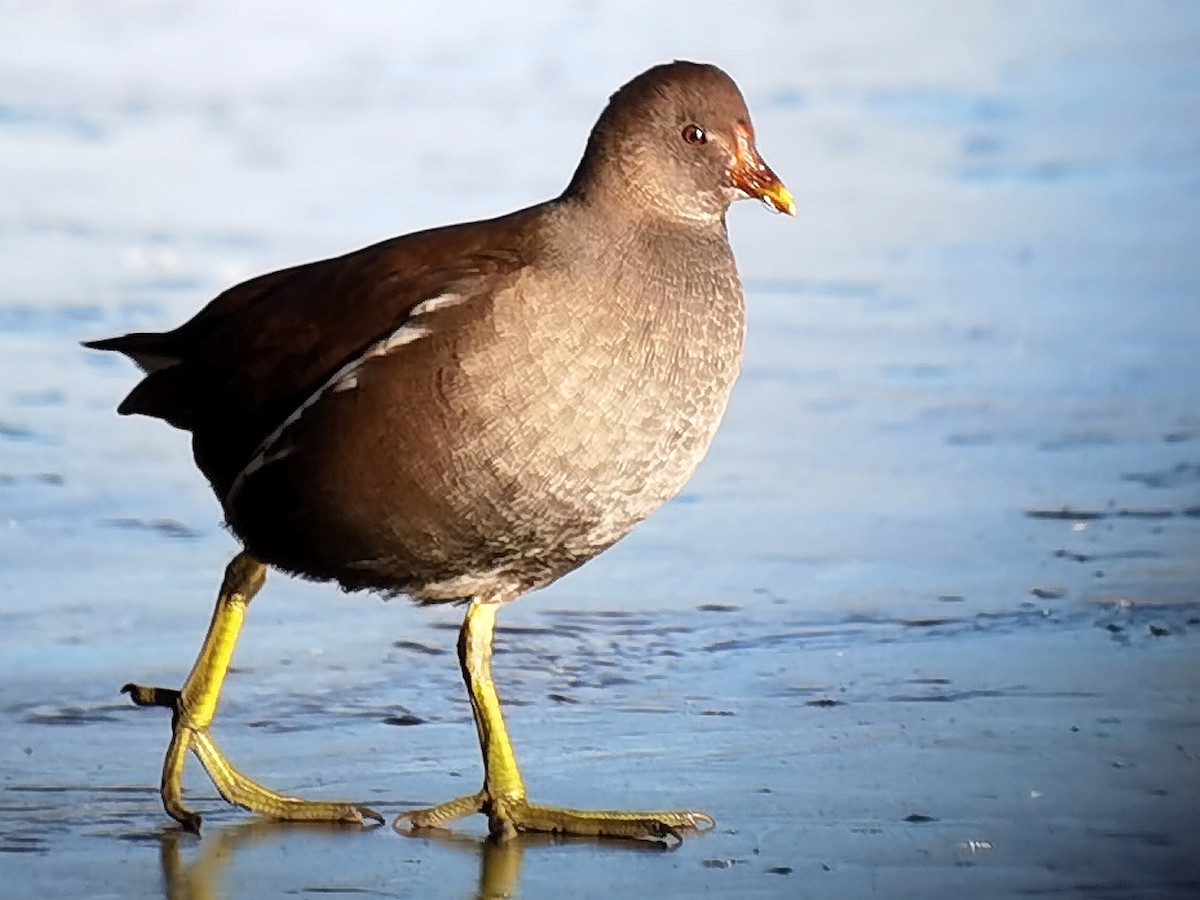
[123,681,383,831]
[395,791,713,844]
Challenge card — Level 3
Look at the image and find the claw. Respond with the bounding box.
[348,806,386,827]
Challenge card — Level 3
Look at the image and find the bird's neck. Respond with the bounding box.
[561,148,730,230]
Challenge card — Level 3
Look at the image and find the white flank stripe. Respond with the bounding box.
[223,295,458,506]
[410,292,468,317]
[379,322,431,351]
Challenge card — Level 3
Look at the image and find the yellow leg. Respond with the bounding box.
[395,599,714,843]
[124,552,382,831]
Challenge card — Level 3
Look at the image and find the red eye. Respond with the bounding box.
[681,124,707,145]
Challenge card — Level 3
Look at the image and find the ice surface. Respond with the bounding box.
[1,2,1197,898]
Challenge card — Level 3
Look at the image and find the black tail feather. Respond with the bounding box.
[82,331,180,374]
[83,331,194,429]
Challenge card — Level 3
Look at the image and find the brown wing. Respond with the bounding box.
[84,209,535,492]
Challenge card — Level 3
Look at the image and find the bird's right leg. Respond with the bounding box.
[395,598,713,842]
[123,551,382,831]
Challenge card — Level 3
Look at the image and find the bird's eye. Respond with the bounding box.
[681,124,707,145]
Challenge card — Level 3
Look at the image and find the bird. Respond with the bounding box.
[84,59,793,842]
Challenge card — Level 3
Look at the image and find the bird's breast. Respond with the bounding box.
[459,256,746,538]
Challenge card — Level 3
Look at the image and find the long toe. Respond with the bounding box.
[490,797,715,843]
[189,730,383,825]
[393,792,486,833]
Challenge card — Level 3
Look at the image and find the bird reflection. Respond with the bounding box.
[403,827,673,900]
[157,817,672,900]
[157,820,366,900]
